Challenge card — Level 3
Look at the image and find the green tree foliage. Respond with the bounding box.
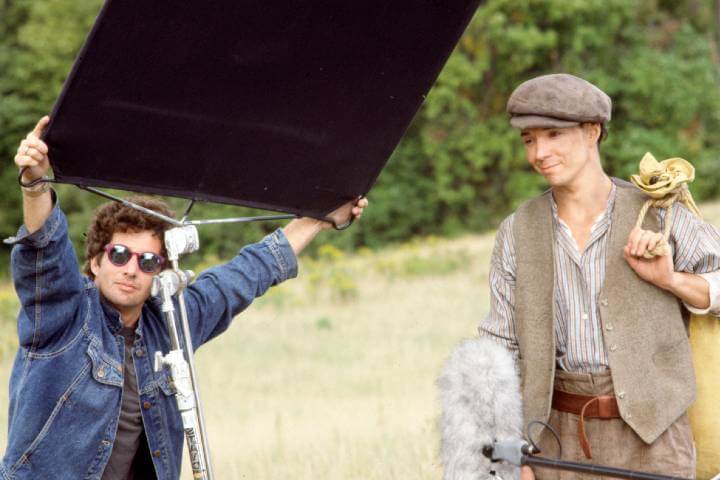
[353,0,720,248]
[411,0,720,235]
[1,0,720,272]
[0,0,104,270]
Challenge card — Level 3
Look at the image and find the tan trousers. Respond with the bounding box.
[534,370,696,480]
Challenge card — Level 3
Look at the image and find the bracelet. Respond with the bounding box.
[21,177,51,197]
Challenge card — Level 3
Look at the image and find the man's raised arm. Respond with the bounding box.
[14,116,53,232]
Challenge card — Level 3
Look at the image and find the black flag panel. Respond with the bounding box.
[45,0,481,218]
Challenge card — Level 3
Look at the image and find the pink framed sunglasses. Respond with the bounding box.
[103,244,165,274]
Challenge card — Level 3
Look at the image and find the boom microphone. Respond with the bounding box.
[438,337,524,480]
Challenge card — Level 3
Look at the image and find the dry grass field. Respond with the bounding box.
[178,235,493,479]
[0,201,718,479]
[0,230,494,479]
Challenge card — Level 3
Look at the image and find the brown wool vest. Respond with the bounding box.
[512,179,695,444]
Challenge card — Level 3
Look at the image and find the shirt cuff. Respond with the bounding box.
[263,228,298,282]
[684,270,720,316]
[3,191,62,248]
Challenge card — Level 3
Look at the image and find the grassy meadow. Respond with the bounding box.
[0,201,719,479]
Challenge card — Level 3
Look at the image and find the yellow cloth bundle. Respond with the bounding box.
[631,152,719,478]
[689,315,720,479]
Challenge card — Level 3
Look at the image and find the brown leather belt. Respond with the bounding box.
[552,389,621,459]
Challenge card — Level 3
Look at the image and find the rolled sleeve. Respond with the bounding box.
[263,228,298,283]
[684,270,720,316]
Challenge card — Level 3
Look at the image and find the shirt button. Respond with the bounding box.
[609,344,618,352]
[582,313,589,320]
[143,401,152,410]
[153,450,161,458]
[135,348,145,357]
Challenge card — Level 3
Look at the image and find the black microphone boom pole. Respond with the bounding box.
[483,440,692,480]
[523,455,691,480]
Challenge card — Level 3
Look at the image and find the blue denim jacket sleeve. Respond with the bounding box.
[6,199,85,350]
[182,228,298,348]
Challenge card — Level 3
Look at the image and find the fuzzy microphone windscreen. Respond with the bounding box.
[438,337,523,480]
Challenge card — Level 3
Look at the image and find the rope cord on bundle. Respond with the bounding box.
[630,152,701,258]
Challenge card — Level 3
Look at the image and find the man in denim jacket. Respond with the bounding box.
[3,116,368,479]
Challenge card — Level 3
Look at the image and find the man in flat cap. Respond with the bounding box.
[478,73,720,478]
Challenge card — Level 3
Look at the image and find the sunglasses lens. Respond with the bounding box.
[138,253,163,273]
[108,245,131,266]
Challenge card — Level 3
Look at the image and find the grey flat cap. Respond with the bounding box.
[507,73,611,129]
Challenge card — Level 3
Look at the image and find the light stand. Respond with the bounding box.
[151,225,214,479]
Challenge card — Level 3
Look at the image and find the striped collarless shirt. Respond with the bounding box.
[479,183,720,372]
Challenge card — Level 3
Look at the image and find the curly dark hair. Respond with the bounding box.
[84,196,176,279]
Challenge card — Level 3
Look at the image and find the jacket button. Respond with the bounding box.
[606,324,614,331]
[143,401,152,410]
[98,366,106,378]
[617,391,626,399]
[609,344,618,352]
[600,298,609,307]
[153,450,161,458]
[135,348,145,357]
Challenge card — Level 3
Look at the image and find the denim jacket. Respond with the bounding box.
[2,200,297,479]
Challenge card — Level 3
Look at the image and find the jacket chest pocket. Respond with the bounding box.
[86,341,123,387]
[156,369,178,397]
